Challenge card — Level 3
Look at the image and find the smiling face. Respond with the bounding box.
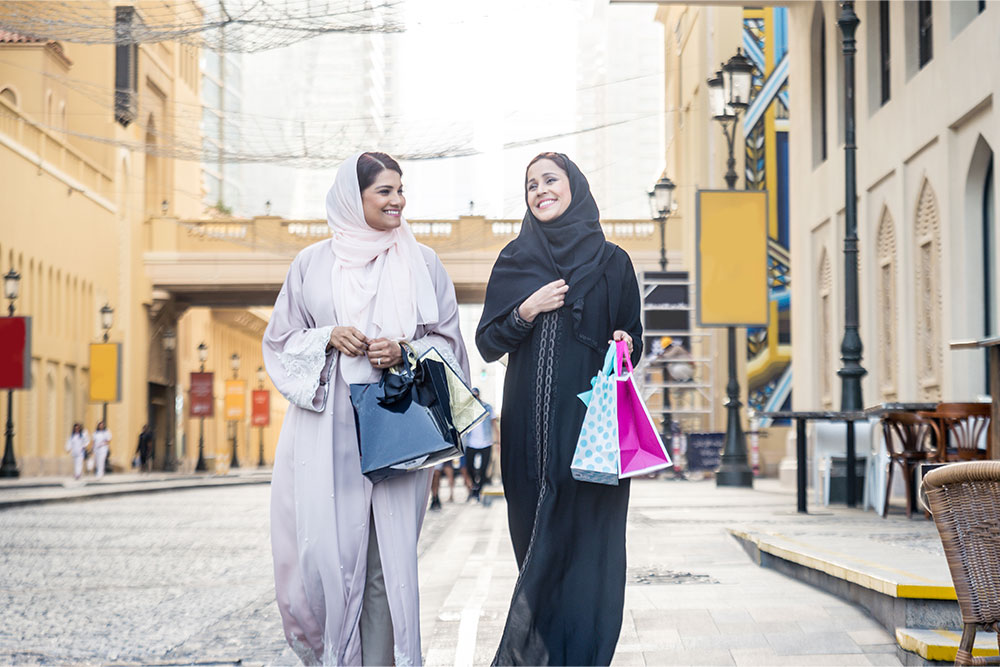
[525,158,572,222]
[361,169,405,231]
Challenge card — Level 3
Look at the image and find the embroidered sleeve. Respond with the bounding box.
[275,325,336,411]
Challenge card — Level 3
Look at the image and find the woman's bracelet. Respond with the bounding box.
[511,306,535,330]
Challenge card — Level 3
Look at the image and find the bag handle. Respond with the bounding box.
[614,339,634,377]
[601,342,617,377]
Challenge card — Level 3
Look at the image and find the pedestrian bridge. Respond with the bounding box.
[144,214,669,308]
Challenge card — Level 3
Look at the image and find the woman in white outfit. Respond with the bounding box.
[92,420,111,479]
[65,423,90,480]
[263,151,469,666]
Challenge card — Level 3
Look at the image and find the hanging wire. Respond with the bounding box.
[0,0,405,53]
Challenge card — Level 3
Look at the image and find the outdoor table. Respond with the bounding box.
[949,336,1000,459]
[756,410,866,514]
[863,402,938,416]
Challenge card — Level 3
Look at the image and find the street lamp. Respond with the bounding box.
[195,341,208,472]
[1,269,22,478]
[256,365,266,468]
[708,48,755,488]
[647,178,678,455]
[837,1,867,506]
[229,352,240,469]
[100,303,114,342]
[648,176,676,271]
[162,328,176,472]
[99,303,114,474]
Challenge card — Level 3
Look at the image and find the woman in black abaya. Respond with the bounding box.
[476,153,642,666]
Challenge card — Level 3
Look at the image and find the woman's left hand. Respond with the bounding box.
[367,338,404,370]
[610,330,633,354]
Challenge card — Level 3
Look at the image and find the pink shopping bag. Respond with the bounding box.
[615,340,672,477]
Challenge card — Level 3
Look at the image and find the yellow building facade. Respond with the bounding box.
[0,2,278,475]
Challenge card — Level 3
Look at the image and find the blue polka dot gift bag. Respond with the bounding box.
[571,343,620,485]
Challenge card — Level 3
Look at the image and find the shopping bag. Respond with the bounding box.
[615,340,673,477]
[350,345,462,484]
[417,346,488,435]
[571,343,620,485]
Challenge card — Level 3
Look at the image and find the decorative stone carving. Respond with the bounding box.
[914,179,943,401]
[819,248,833,408]
[876,208,898,400]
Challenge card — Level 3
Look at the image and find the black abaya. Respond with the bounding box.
[476,246,643,666]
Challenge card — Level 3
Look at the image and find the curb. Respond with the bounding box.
[0,475,271,510]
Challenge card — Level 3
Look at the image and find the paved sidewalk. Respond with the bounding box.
[0,474,909,665]
[0,470,272,509]
[420,478,903,666]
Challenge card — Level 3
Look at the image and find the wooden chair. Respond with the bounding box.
[923,462,1000,665]
[881,411,937,519]
[929,403,992,463]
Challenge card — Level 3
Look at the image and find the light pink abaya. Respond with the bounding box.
[263,172,469,665]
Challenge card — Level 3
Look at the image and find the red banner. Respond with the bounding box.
[190,372,214,417]
[0,317,31,389]
[252,390,270,426]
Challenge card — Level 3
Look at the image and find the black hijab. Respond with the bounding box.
[477,153,618,351]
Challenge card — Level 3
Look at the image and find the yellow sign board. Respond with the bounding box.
[696,190,769,327]
[89,343,121,403]
[224,379,246,420]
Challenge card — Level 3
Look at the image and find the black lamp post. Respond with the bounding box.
[229,352,240,469]
[837,1,867,506]
[649,176,677,272]
[1,269,22,478]
[162,328,177,472]
[837,1,866,412]
[195,341,209,472]
[99,303,114,474]
[708,48,756,488]
[648,178,678,448]
[256,365,266,468]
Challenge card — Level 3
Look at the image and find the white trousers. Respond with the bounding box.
[94,446,108,479]
[73,455,84,479]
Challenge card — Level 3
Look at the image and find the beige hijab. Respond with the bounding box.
[326,153,439,382]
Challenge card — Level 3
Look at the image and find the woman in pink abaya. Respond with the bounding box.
[263,151,469,666]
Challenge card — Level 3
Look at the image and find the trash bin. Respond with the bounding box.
[827,456,866,505]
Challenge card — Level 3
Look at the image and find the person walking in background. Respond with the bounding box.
[65,423,90,480]
[92,420,112,479]
[464,388,499,502]
[476,152,642,665]
[136,425,153,473]
[263,151,469,666]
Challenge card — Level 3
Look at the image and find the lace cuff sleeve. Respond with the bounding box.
[275,325,336,411]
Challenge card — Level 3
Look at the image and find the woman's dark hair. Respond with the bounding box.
[357,152,403,191]
[525,152,569,187]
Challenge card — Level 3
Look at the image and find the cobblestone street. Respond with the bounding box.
[0,486,290,665]
[0,480,904,666]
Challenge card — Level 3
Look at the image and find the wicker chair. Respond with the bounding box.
[923,462,1000,665]
[882,411,937,518]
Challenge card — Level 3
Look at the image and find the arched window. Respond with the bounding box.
[984,156,995,390]
[811,3,828,165]
[914,179,943,400]
[818,248,833,407]
[0,87,17,108]
[876,209,897,399]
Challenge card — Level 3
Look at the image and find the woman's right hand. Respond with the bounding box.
[329,326,368,357]
[517,279,569,323]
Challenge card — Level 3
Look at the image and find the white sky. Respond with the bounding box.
[240,0,663,221]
